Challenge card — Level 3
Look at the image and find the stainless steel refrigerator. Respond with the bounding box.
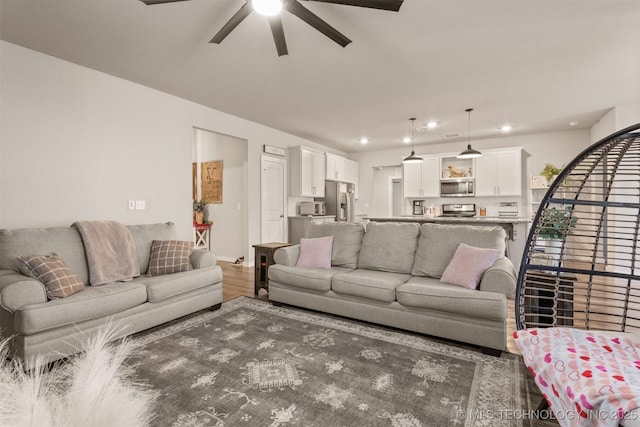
[324,181,355,222]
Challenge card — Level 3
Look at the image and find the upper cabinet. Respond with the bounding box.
[325,153,346,181]
[403,155,440,198]
[289,146,325,197]
[474,148,522,196]
[326,153,359,197]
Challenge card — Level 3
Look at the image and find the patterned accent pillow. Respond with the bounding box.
[146,240,194,277]
[17,252,85,299]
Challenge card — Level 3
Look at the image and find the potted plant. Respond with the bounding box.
[537,207,578,266]
[193,200,206,224]
[540,163,563,184]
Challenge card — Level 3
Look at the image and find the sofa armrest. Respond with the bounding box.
[274,245,300,267]
[478,257,517,297]
[191,249,217,269]
[0,269,47,312]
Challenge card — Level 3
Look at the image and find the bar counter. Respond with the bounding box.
[364,216,530,241]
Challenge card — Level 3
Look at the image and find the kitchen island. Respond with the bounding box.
[364,216,531,260]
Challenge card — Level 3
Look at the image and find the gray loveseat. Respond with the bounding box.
[0,222,223,366]
[268,221,516,353]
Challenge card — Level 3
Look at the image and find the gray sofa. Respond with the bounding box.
[268,221,517,353]
[0,222,223,367]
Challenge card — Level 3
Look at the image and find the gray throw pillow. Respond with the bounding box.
[412,224,506,278]
[357,222,420,273]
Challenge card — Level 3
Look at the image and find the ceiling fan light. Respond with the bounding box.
[252,0,282,16]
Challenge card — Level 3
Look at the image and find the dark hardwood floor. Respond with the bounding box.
[219,261,520,354]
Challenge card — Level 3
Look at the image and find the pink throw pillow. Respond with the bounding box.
[296,236,333,269]
[440,243,502,290]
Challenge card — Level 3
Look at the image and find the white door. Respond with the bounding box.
[261,155,286,243]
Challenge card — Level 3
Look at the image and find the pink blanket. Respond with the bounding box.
[515,327,640,427]
[72,220,140,286]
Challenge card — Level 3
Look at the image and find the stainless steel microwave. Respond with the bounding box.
[440,178,475,197]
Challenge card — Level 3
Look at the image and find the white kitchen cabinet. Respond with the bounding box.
[288,146,325,197]
[402,155,440,198]
[474,148,522,196]
[344,159,359,198]
[325,153,346,181]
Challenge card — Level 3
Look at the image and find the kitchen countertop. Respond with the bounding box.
[364,215,531,224]
[364,216,530,242]
[288,215,336,219]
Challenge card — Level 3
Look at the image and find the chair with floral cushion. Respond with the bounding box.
[514,123,640,427]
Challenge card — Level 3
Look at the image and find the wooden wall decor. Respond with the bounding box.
[192,162,197,201]
[201,160,223,204]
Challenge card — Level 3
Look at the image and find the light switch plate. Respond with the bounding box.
[128,200,135,210]
[135,200,146,210]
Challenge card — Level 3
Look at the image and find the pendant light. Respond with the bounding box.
[402,118,423,164]
[456,108,482,159]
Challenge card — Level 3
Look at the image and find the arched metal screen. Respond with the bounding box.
[516,123,640,332]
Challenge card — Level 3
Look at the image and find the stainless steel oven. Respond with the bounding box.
[440,178,474,197]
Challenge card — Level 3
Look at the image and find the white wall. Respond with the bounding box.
[591,104,640,143]
[0,41,338,262]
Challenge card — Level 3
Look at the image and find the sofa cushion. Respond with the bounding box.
[296,236,333,269]
[412,224,506,278]
[128,222,179,274]
[146,240,194,277]
[13,282,147,335]
[135,265,222,302]
[268,264,352,292]
[0,227,90,284]
[332,269,410,302]
[357,222,420,273]
[440,243,502,290]
[396,276,506,321]
[306,222,365,268]
[17,253,85,299]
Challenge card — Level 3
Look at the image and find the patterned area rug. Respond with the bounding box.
[127,297,552,427]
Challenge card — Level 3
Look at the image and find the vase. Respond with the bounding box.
[543,238,563,267]
[195,211,204,225]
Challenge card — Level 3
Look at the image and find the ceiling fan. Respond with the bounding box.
[140,0,404,56]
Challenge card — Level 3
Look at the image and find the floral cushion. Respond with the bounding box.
[515,327,640,427]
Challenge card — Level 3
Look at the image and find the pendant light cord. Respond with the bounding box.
[466,108,473,147]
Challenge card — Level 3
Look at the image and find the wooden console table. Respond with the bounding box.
[253,242,291,296]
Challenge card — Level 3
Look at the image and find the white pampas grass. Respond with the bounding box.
[0,326,157,427]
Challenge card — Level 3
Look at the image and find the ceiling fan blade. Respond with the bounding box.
[305,0,403,12]
[285,0,352,47]
[209,2,252,44]
[139,0,192,5]
[268,16,289,56]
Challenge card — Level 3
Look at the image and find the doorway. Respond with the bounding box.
[261,155,286,243]
[193,128,247,263]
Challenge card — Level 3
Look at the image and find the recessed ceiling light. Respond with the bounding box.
[402,137,411,143]
[569,121,579,127]
[500,125,512,132]
[427,121,438,129]
[360,137,369,144]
